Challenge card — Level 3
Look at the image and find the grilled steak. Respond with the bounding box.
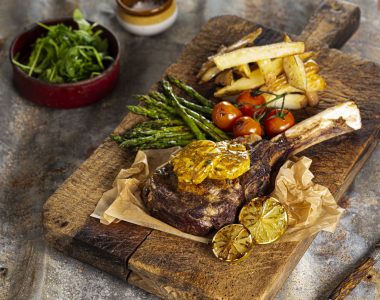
[143,164,244,236]
[142,102,361,236]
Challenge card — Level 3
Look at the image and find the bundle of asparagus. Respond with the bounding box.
[112,76,229,150]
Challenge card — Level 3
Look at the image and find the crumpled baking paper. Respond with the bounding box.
[91,147,210,243]
[91,148,344,244]
[271,156,344,242]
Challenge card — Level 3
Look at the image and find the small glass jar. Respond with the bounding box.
[116,0,177,36]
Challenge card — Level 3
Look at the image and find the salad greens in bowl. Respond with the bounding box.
[9,9,120,108]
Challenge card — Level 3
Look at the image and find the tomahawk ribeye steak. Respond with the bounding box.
[142,102,361,236]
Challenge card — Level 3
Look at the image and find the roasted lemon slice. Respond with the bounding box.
[212,224,253,262]
[239,197,288,244]
[208,141,250,181]
[172,140,250,185]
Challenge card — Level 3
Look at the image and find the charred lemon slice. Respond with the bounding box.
[172,140,220,184]
[239,197,288,244]
[208,141,250,181]
[172,140,250,185]
[212,224,253,262]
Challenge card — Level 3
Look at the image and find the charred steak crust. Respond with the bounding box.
[142,163,245,236]
[142,137,293,236]
[240,137,292,200]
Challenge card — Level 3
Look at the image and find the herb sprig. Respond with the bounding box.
[12,9,113,83]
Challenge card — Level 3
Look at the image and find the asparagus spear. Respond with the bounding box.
[149,91,171,105]
[127,105,173,119]
[176,95,212,115]
[162,80,206,140]
[124,126,190,138]
[110,134,124,143]
[132,119,184,130]
[150,91,212,115]
[134,138,193,150]
[120,132,195,147]
[184,107,229,140]
[146,104,177,118]
[136,95,177,115]
[187,115,223,141]
[112,133,194,150]
[167,75,214,108]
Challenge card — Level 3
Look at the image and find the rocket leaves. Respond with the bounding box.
[12,9,113,83]
[73,8,91,31]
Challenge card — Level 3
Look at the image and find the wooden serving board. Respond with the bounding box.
[43,1,380,299]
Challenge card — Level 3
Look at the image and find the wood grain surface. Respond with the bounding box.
[127,44,380,300]
[43,119,152,279]
[297,0,360,49]
[42,1,380,299]
[329,257,377,299]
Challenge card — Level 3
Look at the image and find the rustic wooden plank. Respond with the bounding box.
[43,139,130,249]
[43,1,368,298]
[129,34,380,299]
[128,233,316,300]
[127,41,380,299]
[125,14,380,300]
[42,138,152,279]
[298,0,360,50]
[71,218,151,279]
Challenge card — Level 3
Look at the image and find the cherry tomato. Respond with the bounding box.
[212,101,243,131]
[236,91,266,117]
[233,116,263,137]
[263,109,295,138]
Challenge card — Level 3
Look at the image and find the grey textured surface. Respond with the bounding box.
[0,0,379,299]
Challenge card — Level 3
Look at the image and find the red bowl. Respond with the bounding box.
[9,18,120,109]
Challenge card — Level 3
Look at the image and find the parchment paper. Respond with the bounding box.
[91,148,344,244]
[91,147,210,243]
[272,156,344,242]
